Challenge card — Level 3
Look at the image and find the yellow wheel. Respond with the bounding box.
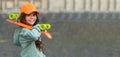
[9,13,20,20]
[9,13,16,20]
[45,24,51,30]
[40,24,51,30]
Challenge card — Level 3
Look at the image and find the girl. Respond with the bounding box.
[13,3,46,57]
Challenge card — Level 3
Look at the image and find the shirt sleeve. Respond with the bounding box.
[19,24,41,41]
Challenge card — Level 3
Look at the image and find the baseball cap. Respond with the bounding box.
[20,3,39,14]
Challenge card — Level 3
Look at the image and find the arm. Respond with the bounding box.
[6,19,52,39]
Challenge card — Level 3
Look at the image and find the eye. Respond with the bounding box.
[33,14,36,16]
[26,14,30,16]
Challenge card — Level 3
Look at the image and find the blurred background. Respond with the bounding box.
[1,0,120,57]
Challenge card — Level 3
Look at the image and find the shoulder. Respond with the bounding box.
[19,28,31,36]
[14,28,30,34]
[21,28,30,31]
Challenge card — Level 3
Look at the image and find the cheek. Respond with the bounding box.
[25,17,29,21]
[25,17,37,25]
[25,17,30,23]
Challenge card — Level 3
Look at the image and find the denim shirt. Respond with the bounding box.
[13,24,46,57]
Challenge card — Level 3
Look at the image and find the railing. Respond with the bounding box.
[0,0,119,13]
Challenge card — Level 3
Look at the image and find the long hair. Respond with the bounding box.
[19,13,39,26]
[19,13,45,52]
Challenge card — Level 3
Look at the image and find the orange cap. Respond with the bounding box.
[20,3,39,14]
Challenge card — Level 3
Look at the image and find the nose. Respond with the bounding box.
[30,15,35,19]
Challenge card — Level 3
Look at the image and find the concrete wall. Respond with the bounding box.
[1,12,120,57]
[0,0,120,13]
[1,0,120,57]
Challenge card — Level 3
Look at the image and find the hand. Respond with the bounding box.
[33,24,40,32]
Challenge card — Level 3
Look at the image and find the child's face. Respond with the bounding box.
[25,12,37,25]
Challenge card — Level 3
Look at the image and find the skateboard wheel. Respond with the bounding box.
[9,13,20,20]
[45,24,51,30]
[9,13,16,20]
[40,24,51,30]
